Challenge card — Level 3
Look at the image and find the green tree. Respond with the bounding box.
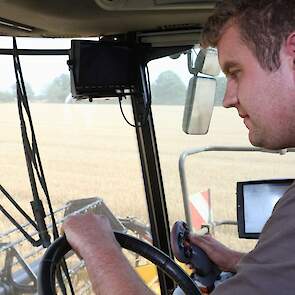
[3,82,35,102]
[151,71,186,105]
[0,90,14,103]
[41,73,70,103]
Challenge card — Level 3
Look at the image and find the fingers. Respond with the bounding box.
[63,213,112,236]
[188,233,243,272]
[188,233,213,250]
[62,213,119,260]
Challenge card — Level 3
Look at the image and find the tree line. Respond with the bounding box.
[0,71,226,105]
[0,73,70,103]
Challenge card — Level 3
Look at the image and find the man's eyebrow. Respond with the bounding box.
[222,61,240,75]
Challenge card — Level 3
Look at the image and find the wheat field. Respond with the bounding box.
[1,102,295,257]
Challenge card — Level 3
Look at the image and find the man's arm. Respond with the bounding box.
[189,234,245,273]
[62,214,154,295]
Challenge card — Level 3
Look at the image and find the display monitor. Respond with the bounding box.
[69,40,138,99]
[237,179,293,239]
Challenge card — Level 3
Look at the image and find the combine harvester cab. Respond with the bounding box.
[0,2,294,295]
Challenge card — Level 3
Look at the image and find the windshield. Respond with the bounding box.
[1,37,295,294]
[0,37,150,294]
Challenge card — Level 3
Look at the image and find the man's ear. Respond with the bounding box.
[285,32,295,70]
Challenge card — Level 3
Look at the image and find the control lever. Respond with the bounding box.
[171,221,221,288]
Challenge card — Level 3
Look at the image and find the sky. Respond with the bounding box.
[0,36,192,95]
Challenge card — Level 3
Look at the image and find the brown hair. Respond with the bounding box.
[201,0,295,71]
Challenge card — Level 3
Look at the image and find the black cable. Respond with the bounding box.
[0,185,38,230]
[119,64,152,128]
[0,203,40,246]
[12,39,52,220]
[118,95,137,127]
[12,37,75,295]
[13,37,60,241]
[13,38,51,248]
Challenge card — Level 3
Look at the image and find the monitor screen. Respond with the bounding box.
[69,40,138,99]
[237,179,293,239]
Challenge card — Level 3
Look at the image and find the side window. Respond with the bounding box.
[149,53,295,254]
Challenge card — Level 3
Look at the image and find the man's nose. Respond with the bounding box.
[223,79,238,108]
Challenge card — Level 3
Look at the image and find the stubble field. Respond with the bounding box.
[1,102,295,254]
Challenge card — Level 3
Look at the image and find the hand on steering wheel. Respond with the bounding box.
[38,232,202,295]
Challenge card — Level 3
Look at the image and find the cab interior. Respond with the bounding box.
[1,1,295,295]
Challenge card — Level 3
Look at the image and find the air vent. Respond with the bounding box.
[138,28,201,47]
[160,24,202,31]
[95,0,216,11]
[156,0,215,4]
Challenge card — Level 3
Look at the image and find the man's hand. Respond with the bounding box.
[62,213,121,263]
[189,234,244,273]
[62,213,154,295]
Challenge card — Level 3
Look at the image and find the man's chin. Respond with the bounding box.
[249,133,287,150]
[248,132,259,147]
[248,132,267,149]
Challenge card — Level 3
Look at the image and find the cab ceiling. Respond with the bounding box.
[0,0,217,38]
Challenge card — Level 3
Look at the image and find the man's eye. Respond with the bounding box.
[228,70,240,79]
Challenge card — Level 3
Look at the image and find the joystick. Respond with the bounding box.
[171,221,221,288]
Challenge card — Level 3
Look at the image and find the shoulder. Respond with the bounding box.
[272,181,295,213]
[211,181,295,295]
[247,180,295,260]
[257,181,295,242]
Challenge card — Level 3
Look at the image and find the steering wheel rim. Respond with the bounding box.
[38,232,201,295]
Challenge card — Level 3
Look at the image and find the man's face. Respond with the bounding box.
[217,24,295,149]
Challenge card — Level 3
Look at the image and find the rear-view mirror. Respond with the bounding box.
[182,76,216,134]
[237,179,293,239]
[183,48,222,135]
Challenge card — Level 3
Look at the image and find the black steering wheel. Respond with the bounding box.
[38,232,201,295]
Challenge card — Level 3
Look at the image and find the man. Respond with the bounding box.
[63,0,295,294]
